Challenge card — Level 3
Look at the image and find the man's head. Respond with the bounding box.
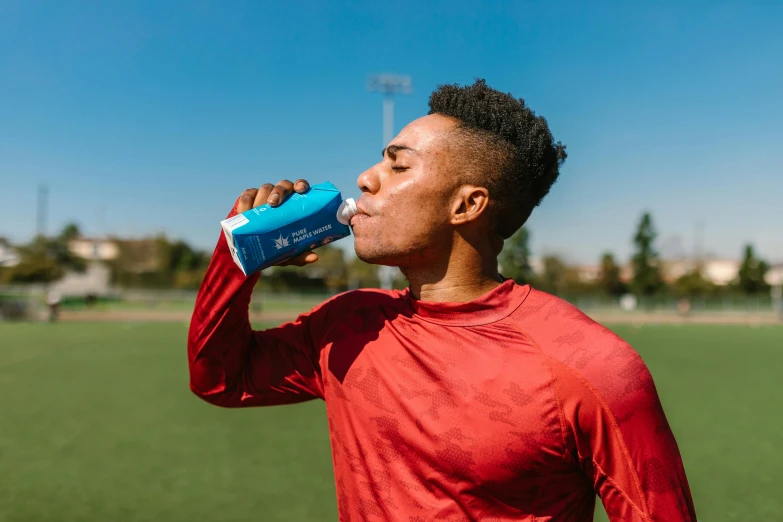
[353,79,566,268]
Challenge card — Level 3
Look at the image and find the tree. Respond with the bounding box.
[7,224,87,283]
[737,244,769,295]
[630,212,664,296]
[538,255,568,295]
[598,252,627,296]
[60,223,81,242]
[347,256,380,289]
[5,255,62,283]
[303,245,348,293]
[107,235,212,289]
[673,268,715,297]
[498,227,533,284]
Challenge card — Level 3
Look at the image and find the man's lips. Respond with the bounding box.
[350,213,369,227]
[351,198,373,227]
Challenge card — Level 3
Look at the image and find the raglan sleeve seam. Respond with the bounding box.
[507,325,569,459]
[548,354,652,520]
[590,456,651,521]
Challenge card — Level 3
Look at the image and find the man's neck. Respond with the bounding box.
[402,252,503,303]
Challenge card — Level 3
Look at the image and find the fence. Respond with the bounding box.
[1,284,781,323]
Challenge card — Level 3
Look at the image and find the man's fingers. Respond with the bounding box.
[238,180,311,213]
[294,179,310,193]
[277,251,318,267]
[253,183,276,209]
[267,179,295,207]
[235,182,316,267]
[238,188,259,213]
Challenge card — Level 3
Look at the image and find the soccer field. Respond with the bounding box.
[1,322,781,521]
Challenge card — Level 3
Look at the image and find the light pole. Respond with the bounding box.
[37,184,48,237]
[368,74,412,147]
[368,74,412,289]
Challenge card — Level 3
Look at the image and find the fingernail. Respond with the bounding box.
[269,194,280,204]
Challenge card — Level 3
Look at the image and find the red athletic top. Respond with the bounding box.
[188,207,697,521]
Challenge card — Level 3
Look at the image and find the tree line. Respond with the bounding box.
[1,212,775,297]
[499,212,774,298]
[0,223,380,293]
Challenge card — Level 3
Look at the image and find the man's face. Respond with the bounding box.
[352,114,462,266]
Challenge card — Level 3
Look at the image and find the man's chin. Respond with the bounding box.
[354,244,400,267]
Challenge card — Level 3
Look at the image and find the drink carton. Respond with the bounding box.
[221,181,356,276]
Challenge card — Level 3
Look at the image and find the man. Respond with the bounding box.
[46,290,60,322]
[189,80,696,521]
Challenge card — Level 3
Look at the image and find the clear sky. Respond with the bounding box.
[1,0,781,264]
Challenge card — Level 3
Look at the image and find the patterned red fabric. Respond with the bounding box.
[188,206,697,521]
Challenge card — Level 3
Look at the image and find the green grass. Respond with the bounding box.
[1,322,781,521]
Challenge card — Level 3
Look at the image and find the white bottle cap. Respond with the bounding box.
[336,198,357,225]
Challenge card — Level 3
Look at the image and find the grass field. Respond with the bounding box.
[1,321,781,521]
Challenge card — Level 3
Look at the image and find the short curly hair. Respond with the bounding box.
[428,79,566,239]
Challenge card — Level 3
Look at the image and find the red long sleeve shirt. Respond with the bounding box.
[188,210,697,522]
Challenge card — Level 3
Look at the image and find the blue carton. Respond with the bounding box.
[221,182,353,276]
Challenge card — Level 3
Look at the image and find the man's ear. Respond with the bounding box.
[450,185,490,225]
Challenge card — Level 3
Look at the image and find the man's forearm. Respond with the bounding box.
[188,207,260,401]
[187,202,326,407]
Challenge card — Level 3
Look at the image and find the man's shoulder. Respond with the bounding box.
[512,288,644,386]
[514,287,619,341]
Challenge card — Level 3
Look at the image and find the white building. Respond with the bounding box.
[766,264,783,287]
[68,238,120,261]
[0,238,20,267]
[48,262,112,297]
[702,259,741,286]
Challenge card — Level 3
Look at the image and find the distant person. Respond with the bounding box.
[46,291,60,322]
[677,297,692,317]
[188,80,696,521]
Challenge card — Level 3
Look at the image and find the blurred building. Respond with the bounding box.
[49,262,112,297]
[766,264,783,287]
[110,239,163,273]
[565,257,742,286]
[0,238,20,267]
[651,258,739,286]
[702,259,742,286]
[69,237,163,273]
[574,264,601,283]
[57,237,164,296]
[660,259,691,283]
[68,238,120,261]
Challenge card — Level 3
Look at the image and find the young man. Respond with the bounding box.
[189,80,697,521]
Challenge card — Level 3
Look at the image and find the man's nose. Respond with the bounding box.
[356,163,381,195]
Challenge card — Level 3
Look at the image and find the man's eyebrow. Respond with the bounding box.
[382,144,419,158]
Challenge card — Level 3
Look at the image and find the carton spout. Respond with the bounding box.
[337,198,357,225]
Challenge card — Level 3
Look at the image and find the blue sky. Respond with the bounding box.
[1,0,781,264]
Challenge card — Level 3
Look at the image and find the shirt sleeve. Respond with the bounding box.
[549,341,698,521]
[187,201,334,408]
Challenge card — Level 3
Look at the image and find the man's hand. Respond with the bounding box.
[236,179,318,267]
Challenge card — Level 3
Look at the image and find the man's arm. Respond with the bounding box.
[188,180,331,408]
[550,343,698,521]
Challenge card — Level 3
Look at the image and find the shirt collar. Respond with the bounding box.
[402,279,531,326]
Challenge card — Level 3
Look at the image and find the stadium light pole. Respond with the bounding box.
[368,74,413,147]
[368,74,412,290]
[37,184,48,237]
